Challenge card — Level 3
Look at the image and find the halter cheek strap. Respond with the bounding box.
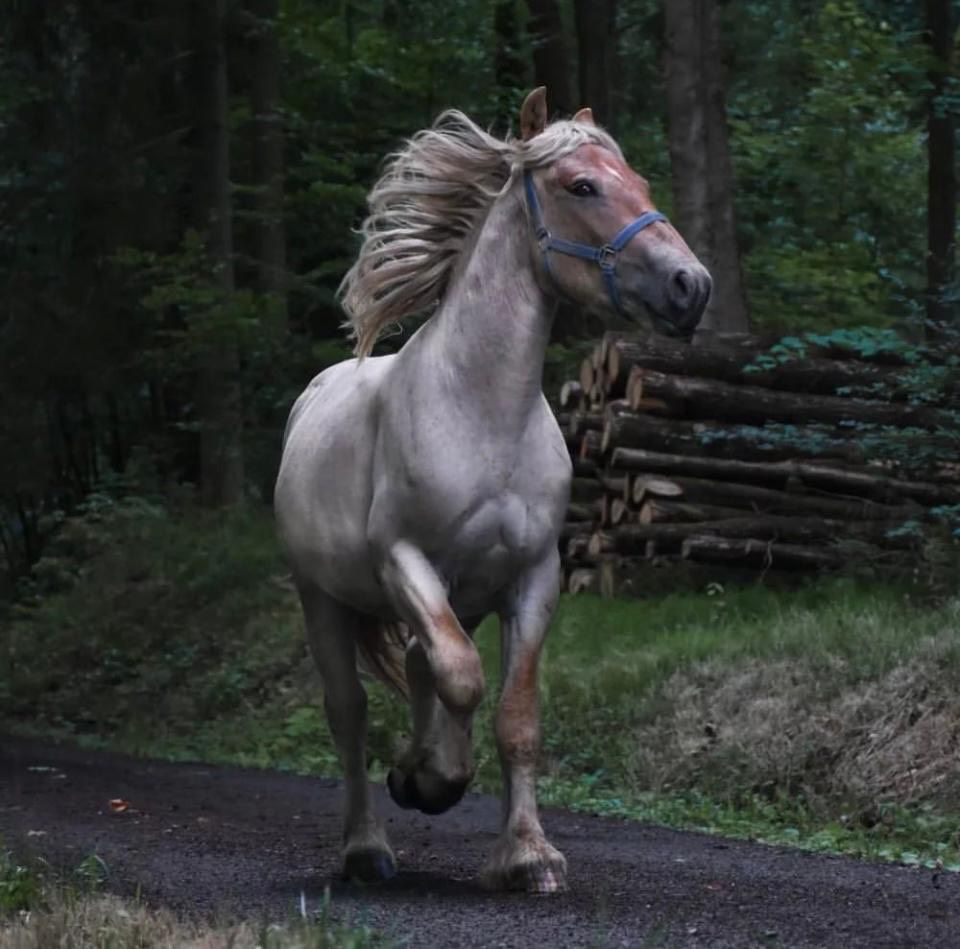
[523,170,667,315]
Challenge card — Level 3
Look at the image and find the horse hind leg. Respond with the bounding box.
[297,581,396,883]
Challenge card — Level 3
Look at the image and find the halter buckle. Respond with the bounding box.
[598,245,618,271]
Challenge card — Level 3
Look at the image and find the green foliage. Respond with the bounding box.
[5,502,960,872]
[730,0,929,330]
[0,849,42,915]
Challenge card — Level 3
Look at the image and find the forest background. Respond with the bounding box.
[0,0,957,586]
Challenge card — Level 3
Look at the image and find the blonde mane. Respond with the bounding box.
[339,110,621,357]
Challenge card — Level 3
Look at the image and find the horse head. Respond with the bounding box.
[519,87,711,338]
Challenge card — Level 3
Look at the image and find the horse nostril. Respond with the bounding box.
[669,268,695,309]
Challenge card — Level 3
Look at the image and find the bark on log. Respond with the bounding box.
[567,502,600,523]
[665,475,919,521]
[573,457,598,478]
[602,412,872,465]
[633,368,953,431]
[590,515,910,557]
[568,411,603,440]
[639,499,745,524]
[571,477,605,503]
[610,447,960,505]
[597,554,795,598]
[606,334,947,394]
[681,535,846,571]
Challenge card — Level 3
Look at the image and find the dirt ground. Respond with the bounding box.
[1,737,956,948]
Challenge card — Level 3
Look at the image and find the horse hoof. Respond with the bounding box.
[481,849,568,895]
[342,847,397,884]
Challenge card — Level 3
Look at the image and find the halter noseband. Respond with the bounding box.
[523,170,667,315]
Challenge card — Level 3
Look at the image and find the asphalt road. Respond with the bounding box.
[1,737,956,947]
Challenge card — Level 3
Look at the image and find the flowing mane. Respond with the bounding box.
[339,109,621,357]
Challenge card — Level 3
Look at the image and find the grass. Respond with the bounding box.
[3,496,960,872]
[0,846,390,948]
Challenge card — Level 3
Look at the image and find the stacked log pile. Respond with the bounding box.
[558,331,960,598]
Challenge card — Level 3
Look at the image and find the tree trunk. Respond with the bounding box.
[192,0,244,507]
[924,0,957,338]
[495,1,527,124]
[527,0,573,117]
[663,0,749,333]
[247,0,288,334]
[573,0,617,126]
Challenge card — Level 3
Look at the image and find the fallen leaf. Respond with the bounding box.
[109,798,130,813]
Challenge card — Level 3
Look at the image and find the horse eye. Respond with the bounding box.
[568,180,597,198]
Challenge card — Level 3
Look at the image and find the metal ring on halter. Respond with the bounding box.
[522,170,667,316]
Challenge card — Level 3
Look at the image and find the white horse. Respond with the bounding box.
[275,88,710,894]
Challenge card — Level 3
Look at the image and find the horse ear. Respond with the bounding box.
[573,107,595,126]
[520,87,548,141]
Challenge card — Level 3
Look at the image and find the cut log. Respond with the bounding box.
[568,411,603,440]
[558,380,583,409]
[571,477,605,503]
[590,514,912,557]
[591,343,605,370]
[573,457,598,478]
[567,501,600,523]
[596,553,798,598]
[633,368,954,431]
[606,334,952,397]
[579,429,603,462]
[630,475,685,505]
[681,535,846,570]
[639,499,746,524]
[665,475,919,521]
[568,567,599,595]
[579,357,595,393]
[610,447,960,505]
[565,534,593,563]
[609,497,632,526]
[602,413,870,465]
[600,475,628,497]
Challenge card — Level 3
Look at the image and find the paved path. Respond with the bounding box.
[1,737,955,947]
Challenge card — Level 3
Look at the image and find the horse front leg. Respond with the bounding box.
[481,551,567,894]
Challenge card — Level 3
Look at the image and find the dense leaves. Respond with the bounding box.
[0,0,957,589]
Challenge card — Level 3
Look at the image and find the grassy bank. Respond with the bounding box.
[2,496,960,870]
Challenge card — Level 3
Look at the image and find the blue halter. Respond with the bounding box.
[523,170,667,315]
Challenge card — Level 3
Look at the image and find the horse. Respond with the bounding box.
[274,87,710,894]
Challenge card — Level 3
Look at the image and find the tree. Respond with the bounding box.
[573,0,617,127]
[923,0,957,337]
[664,0,750,334]
[190,0,244,507]
[527,0,573,117]
[494,0,527,126]
[246,0,289,335]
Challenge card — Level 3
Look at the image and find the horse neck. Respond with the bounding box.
[434,184,555,428]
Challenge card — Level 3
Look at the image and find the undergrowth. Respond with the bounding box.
[3,497,960,871]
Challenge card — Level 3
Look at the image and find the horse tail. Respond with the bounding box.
[356,621,410,699]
